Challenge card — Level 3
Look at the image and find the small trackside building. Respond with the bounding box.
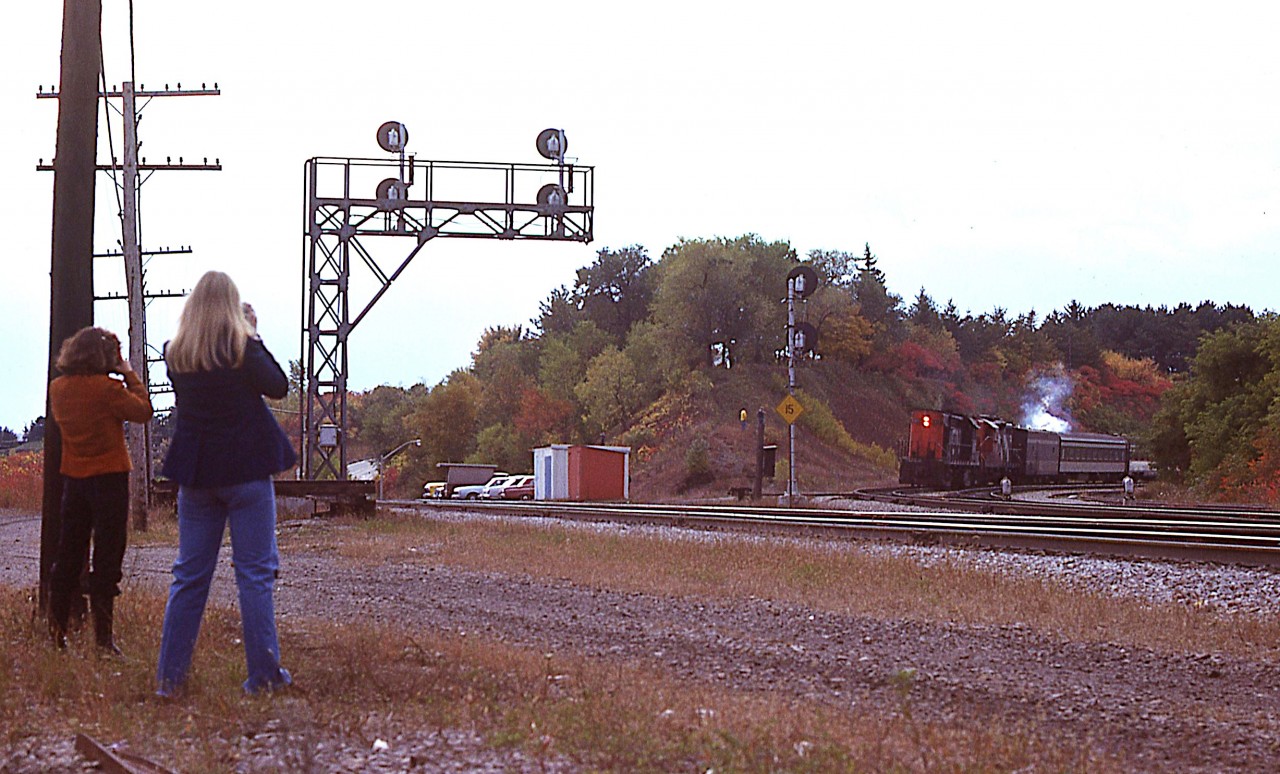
[437,462,501,498]
[532,444,631,501]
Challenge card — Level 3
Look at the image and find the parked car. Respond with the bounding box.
[481,470,532,501]
[500,475,535,500]
[420,481,446,499]
[452,473,509,500]
[480,474,530,499]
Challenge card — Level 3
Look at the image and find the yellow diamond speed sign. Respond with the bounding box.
[776,394,804,424]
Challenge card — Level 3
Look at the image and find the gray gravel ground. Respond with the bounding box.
[4,503,1280,772]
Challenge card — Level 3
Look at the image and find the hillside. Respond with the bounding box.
[338,238,1276,504]
[625,362,907,501]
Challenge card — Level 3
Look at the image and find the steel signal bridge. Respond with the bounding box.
[302,125,593,479]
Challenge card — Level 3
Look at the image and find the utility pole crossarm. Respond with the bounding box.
[36,84,222,98]
[37,161,222,172]
[94,246,194,258]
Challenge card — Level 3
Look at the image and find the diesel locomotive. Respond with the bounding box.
[899,409,1131,489]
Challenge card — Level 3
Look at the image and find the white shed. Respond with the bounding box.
[532,445,570,500]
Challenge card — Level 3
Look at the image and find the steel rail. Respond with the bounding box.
[74,733,176,774]
[402,497,1280,568]
[855,485,1280,524]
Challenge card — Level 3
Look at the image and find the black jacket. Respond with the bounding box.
[161,337,298,487]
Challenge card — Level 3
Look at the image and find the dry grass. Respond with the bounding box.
[124,505,181,546]
[326,509,1280,661]
[0,587,283,770]
[14,505,1267,770]
[0,508,1153,771]
[0,582,1110,773]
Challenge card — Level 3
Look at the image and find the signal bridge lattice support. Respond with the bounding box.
[302,155,594,480]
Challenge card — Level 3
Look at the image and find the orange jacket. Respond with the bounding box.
[49,372,154,478]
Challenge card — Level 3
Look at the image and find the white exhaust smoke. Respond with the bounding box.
[1021,366,1073,433]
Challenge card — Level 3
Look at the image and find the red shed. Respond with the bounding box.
[567,445,630,501]
[533,444,631,501]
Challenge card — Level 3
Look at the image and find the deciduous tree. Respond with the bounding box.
[576,347,645,438]
[407,370,482,464]
[474,422,528,473]
[538,322,611,401]
[805,248,859,289]
[650,235,794,368]
[1150,318,1279,492]
[819,307,875,364]
[574,245,655,345]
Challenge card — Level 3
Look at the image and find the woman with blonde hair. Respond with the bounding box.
[48,327,153,652]
[156,270,296,696]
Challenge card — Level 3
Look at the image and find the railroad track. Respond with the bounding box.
[858,483,1280,522]
[402,491,1280,568]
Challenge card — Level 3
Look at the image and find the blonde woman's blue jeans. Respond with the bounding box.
[156,479,291,695]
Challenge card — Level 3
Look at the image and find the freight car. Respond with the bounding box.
[899,409,1131,489]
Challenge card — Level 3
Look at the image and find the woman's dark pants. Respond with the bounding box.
[49,472,128,649]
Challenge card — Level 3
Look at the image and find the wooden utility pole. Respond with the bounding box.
[41,0,103,609]
[38,81,221,535]
[121,82,151,530]
[38,5,221,561]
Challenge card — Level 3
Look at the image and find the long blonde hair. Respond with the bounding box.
[166,271,256,373]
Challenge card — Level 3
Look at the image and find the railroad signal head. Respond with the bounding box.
[792,322,819,355]
[536,128,567,162]
[787,265,819,299]
[537,183,567,211]
[376,178,408,209]
[377,121,409,153]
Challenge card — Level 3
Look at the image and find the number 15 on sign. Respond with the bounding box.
[776,395,804,424]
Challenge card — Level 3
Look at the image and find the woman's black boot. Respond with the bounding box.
[90,595,122,656]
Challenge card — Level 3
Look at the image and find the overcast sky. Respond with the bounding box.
[3,1,1279,433]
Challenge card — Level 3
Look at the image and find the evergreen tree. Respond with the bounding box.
[908,288,942,331]
[850,243,903,345]
[23,417,45,443]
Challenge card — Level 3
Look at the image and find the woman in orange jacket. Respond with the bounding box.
[48,327,153,652]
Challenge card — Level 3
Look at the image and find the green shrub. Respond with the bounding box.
[681,437,714,491]
[794,390,898,471]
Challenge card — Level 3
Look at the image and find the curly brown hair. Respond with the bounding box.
[56,327,122,376]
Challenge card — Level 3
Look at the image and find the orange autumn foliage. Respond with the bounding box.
[0,451,43,510]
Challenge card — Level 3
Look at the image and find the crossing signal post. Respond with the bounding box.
[782,265,819,506]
